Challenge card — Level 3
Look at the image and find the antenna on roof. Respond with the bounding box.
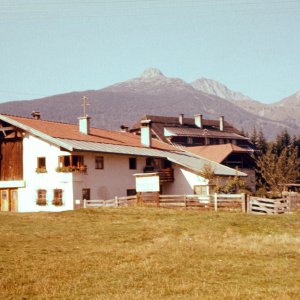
[79,96,91,135]
[81,96,89,117]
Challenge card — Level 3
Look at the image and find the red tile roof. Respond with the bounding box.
[186,144,253,163]
[3,115,176,151]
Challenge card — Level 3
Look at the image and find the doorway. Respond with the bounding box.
[0,189,18,212]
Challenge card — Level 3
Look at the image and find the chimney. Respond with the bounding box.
[79,116,91,135]
[31,111,41,120]
[140,120,152,147]
[79,96,91,135]
[195,114,203,128]
[120,124,129,132]
[179,114,184,125]
[219,116,224,132]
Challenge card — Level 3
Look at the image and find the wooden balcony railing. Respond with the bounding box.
[144,167,174,183]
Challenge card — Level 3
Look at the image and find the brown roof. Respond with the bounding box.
[131,114,246,143]
[3,115,176,151]
[186,144,253,163]
[164,127,246,139]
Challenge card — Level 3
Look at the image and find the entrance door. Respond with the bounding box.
[0,189,18,212]
[10,189,18,212]
[0,190,9,211]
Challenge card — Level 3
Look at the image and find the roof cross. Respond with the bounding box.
[81,96,89,117]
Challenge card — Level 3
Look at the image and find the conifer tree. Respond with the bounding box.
[257,128,267,154]
[275,129,291,155]
[250,127,257,146]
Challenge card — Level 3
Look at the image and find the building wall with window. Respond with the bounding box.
[18,132,148,211]
[10,132,240,212]
[18,133,74,212]
[71,152,145,203]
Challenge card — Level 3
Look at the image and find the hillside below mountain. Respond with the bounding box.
[0,68,299,140]
[191,77,300,132]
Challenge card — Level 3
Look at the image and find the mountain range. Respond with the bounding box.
[0,68,299,140]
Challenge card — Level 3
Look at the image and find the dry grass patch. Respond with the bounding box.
[0,208,299,299]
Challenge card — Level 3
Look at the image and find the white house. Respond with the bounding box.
[0,113,247,212]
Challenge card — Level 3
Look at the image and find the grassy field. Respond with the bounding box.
[0,208,299,300]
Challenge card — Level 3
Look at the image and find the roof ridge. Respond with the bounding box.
[0,113,76,126]
[0,113,124,134]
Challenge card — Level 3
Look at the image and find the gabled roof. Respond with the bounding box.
[164,127,246,140]
[0,114,174,151]
[131,114,247,143]
[186,144,254,163]
[0,114,247,177]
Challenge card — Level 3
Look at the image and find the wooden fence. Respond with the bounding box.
[83,193,245,211]
[286,193,300,212]
[248,197,290,215]
[155,194,211,209]
[83,193,298,215]
[83,196,136,209]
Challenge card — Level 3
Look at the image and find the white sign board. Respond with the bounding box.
[134,173,160,192]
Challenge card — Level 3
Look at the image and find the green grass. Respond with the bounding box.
[0,208,299,299]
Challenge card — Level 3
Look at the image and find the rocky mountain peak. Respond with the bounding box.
[275,90,300,106]
[191,77,252,102]
[141,68,165,79]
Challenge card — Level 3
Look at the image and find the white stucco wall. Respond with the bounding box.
[162,164,209,195]
[9,132,222,212]
[19,134,74,212]
[72,153,145,201]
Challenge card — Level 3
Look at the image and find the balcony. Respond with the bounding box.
[56,165,87,173]
[144,167,174,183]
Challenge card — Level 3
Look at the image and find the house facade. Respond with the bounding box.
[0,113,247,212]
[130,114,253,148]
[131,114,256,191]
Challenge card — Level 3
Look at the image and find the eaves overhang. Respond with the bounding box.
[0,115,74,151]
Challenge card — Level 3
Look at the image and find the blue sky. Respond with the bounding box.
[0,0,299,104]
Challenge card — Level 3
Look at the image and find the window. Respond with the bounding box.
[37,189,47,206]
[57,155,86,172]
[37,157,46,168]
[36,157,47,173]
[162,159,172,169]
[52,189,63,206]
[194,185,209,196]
[187,137,193,144]
[82,188,90,200]
[129,157,137,169]
[72,155,84,167]
[95,156,104,169]
[126,189,136,196]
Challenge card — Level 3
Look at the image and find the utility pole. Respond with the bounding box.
[81,96,89,117]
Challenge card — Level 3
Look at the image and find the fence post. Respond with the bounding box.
[156,192,160,207]
[214,193,218,211]
[286,195,290,213]
[83,199,87,209]
[241,193,246,213]
[115,196,119,207]
[248,196,252,213]
[184,195,187,209]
